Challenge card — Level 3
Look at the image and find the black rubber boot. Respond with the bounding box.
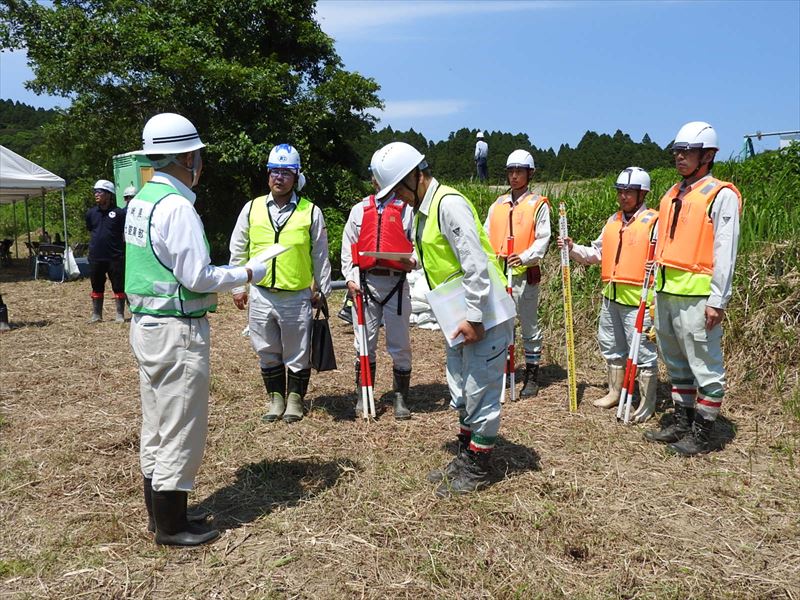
[354,362,376,417]
[668,413,714,456]
[284,368,310,423]
[145,477,209,533]
[427,432,470,483]
[644,404,695,444]
[435,448,491,498]
[152,490,219,546]
[89,297,103,323]
[520,364,540,398]
[391,368,412,420]
[0,294,10,332]
[114,298,126,323]
[261,365,286,423]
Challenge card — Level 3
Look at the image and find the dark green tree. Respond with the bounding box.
[0,0,381,254]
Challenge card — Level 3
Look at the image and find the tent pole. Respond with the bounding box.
[61,189,68,250]
[41,189,46,240]
[24,197,31,247]
[12,200,19,259]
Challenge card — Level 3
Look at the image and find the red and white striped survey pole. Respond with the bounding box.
[616,236,658,424]
[350,243,376,420]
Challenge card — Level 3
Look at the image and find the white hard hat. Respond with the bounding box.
[371,142,426,200]
[615,167,651,192]
[123,185,137,198]
[296,172,306,192]
[142,113,205,154]
[267,144,301,172]
[672,121,718,151]
[476,131,484,139]
[93,180,115,194]
[506,149,535,170]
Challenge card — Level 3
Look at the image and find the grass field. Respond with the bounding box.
[1,246,798,598]
[1,147,799,598]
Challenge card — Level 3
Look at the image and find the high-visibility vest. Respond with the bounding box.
[248,196,314,291]
[124,181,217,317]
[655,177,742,296]
[357,195,413,271]
[487,191,549,276]
[414,183,502,290]
[600,209,658,285]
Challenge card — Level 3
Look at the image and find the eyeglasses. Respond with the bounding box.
[269,169,295,179]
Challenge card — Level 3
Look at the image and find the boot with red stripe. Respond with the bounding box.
[667,413,714,456]
[644,404,694,444]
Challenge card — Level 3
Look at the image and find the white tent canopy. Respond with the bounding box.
[0,145,65,203]
[0,145,68,260]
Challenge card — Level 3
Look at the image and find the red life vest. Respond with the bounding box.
[600,208,658,285]
[358,195,413,272]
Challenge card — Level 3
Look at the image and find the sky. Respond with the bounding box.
[2,0,799,160]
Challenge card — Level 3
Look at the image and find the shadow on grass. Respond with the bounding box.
[442,434,541,482]
[313,383,451,421]
[197,457,358,530]
[0,319,53,330]
[536,363,595,404]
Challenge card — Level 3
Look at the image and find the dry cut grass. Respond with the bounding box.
[1,259,799,599]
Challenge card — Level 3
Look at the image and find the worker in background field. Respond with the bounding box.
[341,169,415,420]
[484,150,550,398]
[229,144,331,425]
[474,131,488,183]
[644,122,742,455]
[125,112,267,546]
[86,179,126,323]
[123,185,138,206]
[371,141,513,498]
[558,167,659,422]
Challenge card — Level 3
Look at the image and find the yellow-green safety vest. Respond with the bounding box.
[248,195,314,291]
[124,181,217,317]
[414,183,503,290]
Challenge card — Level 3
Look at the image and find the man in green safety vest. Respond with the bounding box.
[371,142,513,498]
[125,113,268,546]
[229,144,332,424]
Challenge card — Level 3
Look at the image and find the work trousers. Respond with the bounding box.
[655,293,725,420]
[89,258,125,297]
[510,274,543,366]
[597,297,657,368]
[446,320,513,449]
[249,286,312,372]
[130,313,210,491]
[352,273,412,370]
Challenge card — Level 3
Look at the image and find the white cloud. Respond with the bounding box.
[316,1,561,39]
[368,99,469,122]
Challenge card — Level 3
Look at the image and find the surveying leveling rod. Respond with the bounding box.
[558,203,578,413]
[350,243,376,420]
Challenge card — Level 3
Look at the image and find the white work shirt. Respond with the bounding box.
[483,191,551,265]
[142,172,249,293]
[340,194,416,284]
[228,191,332,296]
[416,178,491,323]
[475,140,488,160]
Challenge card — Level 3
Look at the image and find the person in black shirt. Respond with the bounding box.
[86,179,126,322]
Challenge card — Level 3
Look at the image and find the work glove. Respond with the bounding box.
[245,257,267,284]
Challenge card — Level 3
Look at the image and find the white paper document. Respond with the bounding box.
[359,251,414,260]
[252,244,289,264]
[425,269,516,347]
